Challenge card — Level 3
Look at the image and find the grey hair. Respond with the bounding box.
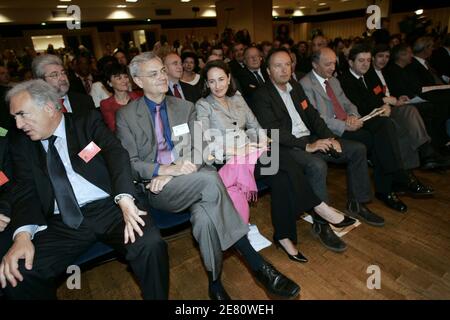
[128,51,162,78]
[412,36,433,54]
[31,54,64,79]
[6,79,61,111]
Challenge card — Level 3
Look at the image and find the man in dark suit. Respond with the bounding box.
[367,43,450,169]
[32,54,96,116]
[1,79,169,300]
[383,43,450,150]
[0,135,12,299]
[235,46,270,102]
[67,55,94,96]
[339,44,434,206]
[430,34,450,83]
[0,135,12,259]
[228,42,247,80]
[163,52,202,104]
[250,48,381,252]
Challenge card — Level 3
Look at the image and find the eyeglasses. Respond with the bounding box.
[44,70,68,79]
[136,68,167,79]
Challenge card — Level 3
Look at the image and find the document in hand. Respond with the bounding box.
[360,108,385,122]
[422,84,450,94]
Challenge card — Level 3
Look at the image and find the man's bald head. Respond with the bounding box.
[311,47,337,79]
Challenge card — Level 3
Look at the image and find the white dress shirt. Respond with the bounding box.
[273,82,310,138]
[312,70,328,92]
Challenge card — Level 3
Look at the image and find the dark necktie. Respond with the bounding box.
[253,71,264,85]
[173,84,182,99]
[46,135,83,229]
[359,76,368,89]
[59,98,68,113]
[324,80,348,121]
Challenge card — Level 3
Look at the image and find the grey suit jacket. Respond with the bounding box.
[300,71,360,136]
[115,95,203,180]
[195,94,266,160]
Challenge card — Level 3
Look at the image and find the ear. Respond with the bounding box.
[348,60,354,69]
[133,76,144,89]
[266,66,271,77]
[44,102,57,116]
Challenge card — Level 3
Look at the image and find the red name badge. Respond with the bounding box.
[0,171,9,187]
[78,141,101,163]
[373,85,382,95]
[301,99,308,110]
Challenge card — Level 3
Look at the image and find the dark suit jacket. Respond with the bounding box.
[0,85,12,130]
[431,47,450,80]
[68,75,89,95]
[167,81,202,104]
[383,63,417,98]
[235,67,270,101]
[0,136,12,217]
[405,57,439,91]
[67,91,96,116]
[365,67,389,101]
[249,80,336,150]
[228,59,246,78]
[9,111,136,231]
[339,69,384,117]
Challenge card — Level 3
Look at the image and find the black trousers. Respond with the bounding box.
[342,117,406,193]
[255,148,321,243]
[3,197,169,300]
[414,100,450,148]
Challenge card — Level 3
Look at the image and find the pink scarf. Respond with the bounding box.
[218,148,265,224]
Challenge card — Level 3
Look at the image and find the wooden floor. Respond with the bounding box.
[57,167,450,300]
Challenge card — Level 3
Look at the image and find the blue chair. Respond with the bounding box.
[73,180,269,267]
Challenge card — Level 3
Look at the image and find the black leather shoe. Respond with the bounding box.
[331,216,357,228]
[274,238,308,263]
[254,262,300,299]
[208,284,231,300]
[311,222,347,252]
[421,156,450,170]
[345,201,385,227]
[375,192,407,213]
[394,173,434,197]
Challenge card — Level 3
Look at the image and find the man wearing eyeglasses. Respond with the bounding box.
[115,52,301,300]
[31,54,95,116]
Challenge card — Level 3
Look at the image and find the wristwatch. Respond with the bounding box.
[114,193,135,204]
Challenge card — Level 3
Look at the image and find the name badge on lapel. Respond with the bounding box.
[78,141,101,163]
[0,171,9,186]
[172,123,190,137]
[373,85,382,95]
[300,99,308,110]
[0,127,8,137]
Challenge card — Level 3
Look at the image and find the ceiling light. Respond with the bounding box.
[299,6,306,9]
[415,9,423,15]
[126,0,138,2]
[59,0,71,2]
[319,2,327,6]
[146,18,151,22]
[209,5,216,8]
[201,9,216,17]
[273,6,280,8]
[117,5,127,8]
[293,10,304,16]
[107,10,134,19]
[41,22,47,25]
[57,5,68,8]
[181,0,191,2]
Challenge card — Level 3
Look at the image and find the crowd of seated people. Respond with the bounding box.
[0,25,449,300]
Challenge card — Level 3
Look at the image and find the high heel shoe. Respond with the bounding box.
[331,216,357,228]
[274,238,308,263]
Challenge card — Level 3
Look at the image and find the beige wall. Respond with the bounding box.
[161,27,218,45]
[306,7,450,41]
